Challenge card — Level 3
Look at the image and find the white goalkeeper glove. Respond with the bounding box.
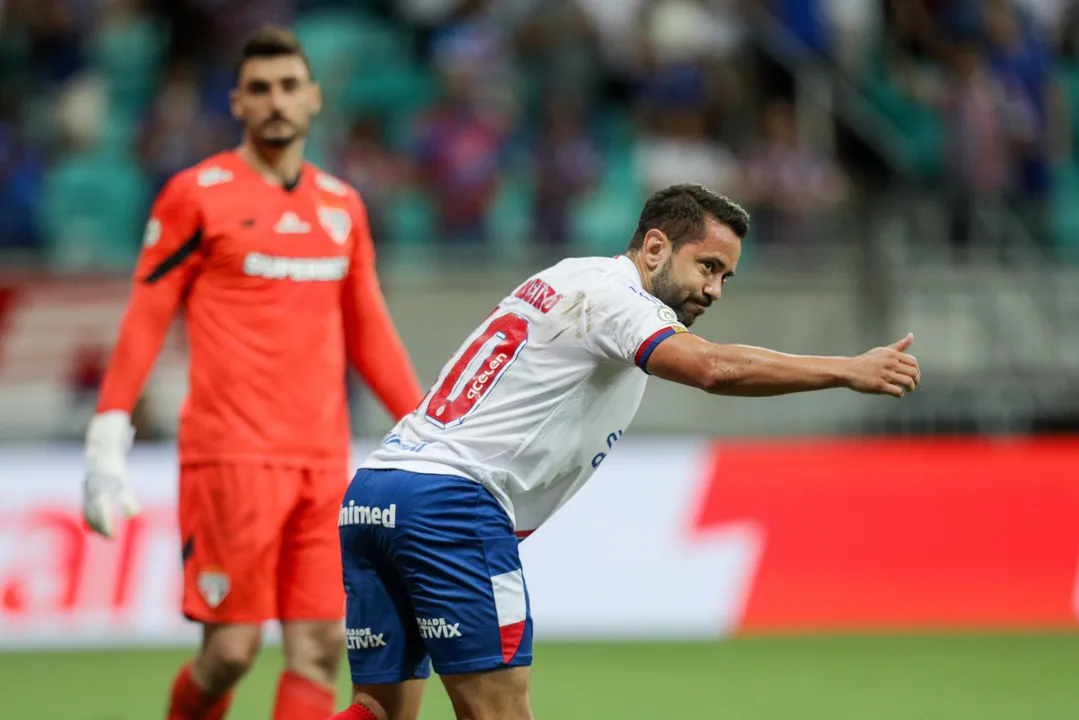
[83,410,140,538]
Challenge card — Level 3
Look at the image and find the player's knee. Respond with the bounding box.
[312,622,346,675]
[202,630,262,685]
[284,620,344,681]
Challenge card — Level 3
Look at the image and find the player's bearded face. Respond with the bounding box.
[233,56,321,149]
[650,256,711,327]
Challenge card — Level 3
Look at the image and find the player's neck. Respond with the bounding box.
[625,251,652,294]
[237,141,306,188]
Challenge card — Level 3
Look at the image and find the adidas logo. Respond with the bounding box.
[274,212,311,234]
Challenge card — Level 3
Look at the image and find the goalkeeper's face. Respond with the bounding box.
[232,55,322,149]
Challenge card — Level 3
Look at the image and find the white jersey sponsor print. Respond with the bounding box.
[362,256,687,536]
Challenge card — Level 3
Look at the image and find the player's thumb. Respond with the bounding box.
[890,333,914,352]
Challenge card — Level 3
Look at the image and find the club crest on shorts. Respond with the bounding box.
[318,206,351,245]
[198,570,231,609]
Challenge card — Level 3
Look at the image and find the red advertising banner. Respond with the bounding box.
[694,438,1079,632]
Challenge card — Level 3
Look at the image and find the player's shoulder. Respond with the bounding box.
[163,152,240,199]
[539,255,627,285]
[305,163,361,202]
[541,256,652,302]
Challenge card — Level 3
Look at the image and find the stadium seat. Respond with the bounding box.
[91,16,168,123]
[1053,63,1079,165]
[38,156,149,271]
[1050,162,1079,262]
[487,172,534,259]
[343,65,438,119]
[293,9,416,113]
[859,57,943,180]
[385,189,436,247]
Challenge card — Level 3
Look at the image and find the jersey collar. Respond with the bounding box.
[613,254,645,289]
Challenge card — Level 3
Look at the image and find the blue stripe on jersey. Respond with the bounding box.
[635,326,679,373]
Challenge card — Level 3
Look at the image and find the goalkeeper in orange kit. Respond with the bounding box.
[81,26,423,720]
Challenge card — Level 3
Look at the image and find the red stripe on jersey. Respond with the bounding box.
[634,327,678,370]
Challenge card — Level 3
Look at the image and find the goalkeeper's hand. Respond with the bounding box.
[83,410,140,538]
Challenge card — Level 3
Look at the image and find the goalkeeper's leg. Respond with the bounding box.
[167,623,261,719]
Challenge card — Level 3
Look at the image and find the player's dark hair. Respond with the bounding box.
[627,184,750,252]
[235,25,313,81]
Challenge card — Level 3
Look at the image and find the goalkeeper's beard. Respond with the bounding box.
[254,116,303,149]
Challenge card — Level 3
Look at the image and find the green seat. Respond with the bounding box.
[39,156,149,271]
[568,140,644,255]
[1054,63,1079,165]
[385,189,435,246]
[1050,162,1079,262]
[91,17,167,120]
[570,184,643,257]
[344,66,437,119]
[860,56,944,180]
[487,173,534,259]
[294,10,415,112]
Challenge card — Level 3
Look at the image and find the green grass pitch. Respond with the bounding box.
[2,634,1077,719]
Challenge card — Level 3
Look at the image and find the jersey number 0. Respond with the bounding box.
[424,313,529,429]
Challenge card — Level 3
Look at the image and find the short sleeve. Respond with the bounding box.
[134,174,204,285]
[585,281,688,373]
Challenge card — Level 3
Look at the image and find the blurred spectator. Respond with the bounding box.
[1012,0,1070,48]
[532,95,600,251]
[734,98,847,252]
[411,68,508,246]
[887,0,982,62]
[768,0,831,58]
[0,94,44,250]
[936,41,1015,247]
[981,0,1061,245]
[20,0,94,87]
[633,69,738,197]
[513,0,602,104]
[821,0,882,74]
[428,0,517,118]
[159,0,215,70]
[138,63,231,194]
[54,72,108,152]
[336,115,413,245]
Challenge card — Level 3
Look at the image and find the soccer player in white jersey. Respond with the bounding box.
[332,184,921,720]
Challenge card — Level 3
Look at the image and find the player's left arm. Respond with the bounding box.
[341,194,424,420]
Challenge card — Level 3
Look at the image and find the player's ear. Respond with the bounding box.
[310,81,323,116]
[641,229,670,271]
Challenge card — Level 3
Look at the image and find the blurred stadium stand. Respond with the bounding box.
[1,0,1079,441]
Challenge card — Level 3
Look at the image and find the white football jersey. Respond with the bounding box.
[361,255,687,536]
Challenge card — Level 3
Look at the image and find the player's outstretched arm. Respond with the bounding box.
[85,176,203,539]
[645,331,920,398]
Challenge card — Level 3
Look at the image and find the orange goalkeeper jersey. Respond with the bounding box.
[96,151,423,466]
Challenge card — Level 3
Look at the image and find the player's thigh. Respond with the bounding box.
[340,475,432,686]
[278,465,350,621]
[397,478,534,678]
[352,679,428,720]
[179,463,296,623]
[441,667,532,720]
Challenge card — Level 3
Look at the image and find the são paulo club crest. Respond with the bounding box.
[197,569,231,609]
[318,206,351,245]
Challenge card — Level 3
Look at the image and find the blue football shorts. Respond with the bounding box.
[338,467,533,684]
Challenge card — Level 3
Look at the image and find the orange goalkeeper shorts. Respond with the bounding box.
[179,462,349,624]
